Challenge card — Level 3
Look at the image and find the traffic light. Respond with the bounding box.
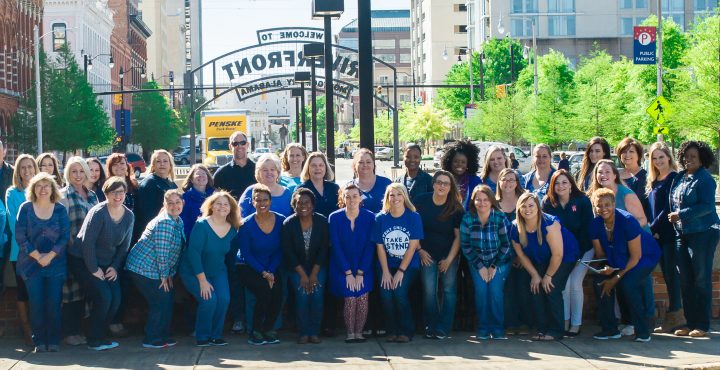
[376,85,383,95]
[496,84,507,98]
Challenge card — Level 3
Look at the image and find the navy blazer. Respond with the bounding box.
[669,167,719,235]
[395,170,433,202]
[281,213,330,271]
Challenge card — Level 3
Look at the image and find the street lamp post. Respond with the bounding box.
[303,43,324,151]
[83,53,114,78]
[498,15,539,96]
[118,65,146,152]
[294,71,311,147]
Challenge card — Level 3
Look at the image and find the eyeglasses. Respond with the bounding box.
[108,190,125,197]
[434,180,451,187]
[231,140,248,147]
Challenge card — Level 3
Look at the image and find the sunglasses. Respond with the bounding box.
[231,140,248,147]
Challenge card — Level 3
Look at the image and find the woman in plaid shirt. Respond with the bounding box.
[126,189,186,349]
[460,185,513,340]
[59,157,99,346]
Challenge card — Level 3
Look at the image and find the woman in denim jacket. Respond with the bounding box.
[668,140,719,338]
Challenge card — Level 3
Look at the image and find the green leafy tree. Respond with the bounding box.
[437,38,528,120]
[348,111,393,146]
[399,103,451,151]
[465,92,528,145]
[9,98,39,155]
[131,81,183,158]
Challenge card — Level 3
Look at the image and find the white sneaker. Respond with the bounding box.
[620,325,635,336]
[231,321,245,333]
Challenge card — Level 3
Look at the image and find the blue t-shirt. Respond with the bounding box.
[589,209,661,270]
[347,176,392,214]
[510,214,579,265]
[372,209,424,269]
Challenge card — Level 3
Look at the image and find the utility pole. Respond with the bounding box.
[656,0,664,142]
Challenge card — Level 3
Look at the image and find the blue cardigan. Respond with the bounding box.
[180,186,214,239]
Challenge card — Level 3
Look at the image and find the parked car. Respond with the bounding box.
[174,146,202,165]
[251,147,272,162]
[569,153,619,176]
[98,152,146,178]
[553,151,582,169]
[375,146,393,161]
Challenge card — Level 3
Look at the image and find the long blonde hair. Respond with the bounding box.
[515,192,543,247]
[381,183,416,213]
[480,145,510,181]
[646,142,678,195]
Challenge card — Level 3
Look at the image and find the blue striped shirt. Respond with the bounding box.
[460,209,513,269]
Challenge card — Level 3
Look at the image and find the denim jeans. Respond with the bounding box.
[181,272,230,341]
[289,267,327,336]
[504,264,534,329]
[25,273,64,347]
[378,266,419,338]
[563,249,594,326]
[676,228,719,331]
[595,266,654,338]
[69,255,121,346]
[531,262,573,338]
[130,271,174,344]
[468,263,509,335]
[421,259,458,336]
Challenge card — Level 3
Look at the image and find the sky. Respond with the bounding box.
[202,0,411,62]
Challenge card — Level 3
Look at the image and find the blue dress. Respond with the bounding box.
[328,208,376,297]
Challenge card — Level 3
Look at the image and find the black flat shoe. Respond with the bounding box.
[564,329,581,337]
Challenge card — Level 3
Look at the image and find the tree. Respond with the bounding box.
[348,111,393,146]
[43,45,114,155]
[9,97,39,155]
[131,81,183,158]
[521,50,576,146]
[437,38,528,120]
[465,92,528,145]
[399,103,451,151]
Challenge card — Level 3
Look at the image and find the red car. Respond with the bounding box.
[99,152,146,178]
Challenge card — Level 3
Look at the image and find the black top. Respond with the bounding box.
[648,172,678,242]
[213,160,257,200]
[281,213,329,271]
[300,180,340,218]
[414,192,463,261]
[558,159,570,172]
[624,168,650,219]
[541,194,594,254]
[0,161,14,206]
[134,174,178,242]
[395,170,433,203]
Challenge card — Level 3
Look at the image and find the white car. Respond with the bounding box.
[251,147,271,162]
[375,147,393,161]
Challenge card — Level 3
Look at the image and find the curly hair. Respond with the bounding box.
[677,140,715,169]
[440,140,480,175]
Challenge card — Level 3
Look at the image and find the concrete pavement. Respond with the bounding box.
[0,325,717,370]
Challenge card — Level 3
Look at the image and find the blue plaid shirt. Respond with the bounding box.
[460,208,513,269]
[126,211,185,280]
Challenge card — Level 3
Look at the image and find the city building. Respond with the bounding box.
[410,0,469,104]
[337,9,413,133]
[42,0,114,120]
[470,0,718,66]
[0,0,43,156]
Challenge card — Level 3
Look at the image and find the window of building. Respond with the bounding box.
[376,54,396,63]
[374,39,396,49]
[548,0,574,12]
[662,0,684,11]
[620,0,633,9]
[400,54,411,63]
[339,38,358,49]
[694,0,717,11]
[620,17,634,35]
[454,3,468,11]
[512,0,538,13]
[378,75,389,84]
[454,25,468,33]
[399,39,411,48]
[548,16,576,36]
[511,17,537,37]
[52,23,67,51]
[636,0,648,8]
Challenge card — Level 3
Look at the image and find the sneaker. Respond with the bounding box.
[143,341,168,349]
[424,327,434,339]
[63,335,84,346]
[88,341,119,351]
[47,345,59,352]
[620,325,635,336]
[248,332,266,346]
[263,331,280,344]
[593,331,622,340]
[476,331,491,340]
[165,339,177,347]
[492,331,508,340]
[209,338,228,346]
[434,330,448,340]
[634,336,651,342]
[196,340,211,347]
[33,345,47,353]
[103,341,119,350]
[231,321,246,334]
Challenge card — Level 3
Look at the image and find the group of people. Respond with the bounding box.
[0,132,716,353]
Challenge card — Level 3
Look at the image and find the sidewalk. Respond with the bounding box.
[0,325,717,370]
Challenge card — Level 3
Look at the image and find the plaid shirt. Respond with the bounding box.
[126,211,185,280]
[460,208,513,270]
[59,185,98,303]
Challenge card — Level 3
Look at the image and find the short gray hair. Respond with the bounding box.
[254,153,282,182]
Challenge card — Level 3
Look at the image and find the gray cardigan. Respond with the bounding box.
[72,202,134,273]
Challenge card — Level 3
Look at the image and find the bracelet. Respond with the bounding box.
[398,267,406,273]
[615,273,622,280]
[345,272,352,276]
[357,271,364,276]
[545,273,554,278]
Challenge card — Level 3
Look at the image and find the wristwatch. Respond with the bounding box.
[615,273,622,280]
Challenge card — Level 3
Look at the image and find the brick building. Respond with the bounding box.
[0,0,43,157]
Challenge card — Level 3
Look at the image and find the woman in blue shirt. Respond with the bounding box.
[481,145,512,193]
[127,189,186,349]
[523,144,556,203]
[236,185,285,346]
[668,141,719,338]
[328,184,376,343]
[460,185,513,340]
[373,183,423,343]
[179,191,240,347]
[512,192,579,341]
[279,143,307,190]
[180,164,215,239]
[239,154,293,217]
[347,148,392,214]
[645,142,683,333]
[542,170,594,336]
[6,154,39,346]
[299,152,339,218]
[590,188,661,342]
[15,172,70,353]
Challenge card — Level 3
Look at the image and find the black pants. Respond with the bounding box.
[531,262,573,338]
[237,264,282,333]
